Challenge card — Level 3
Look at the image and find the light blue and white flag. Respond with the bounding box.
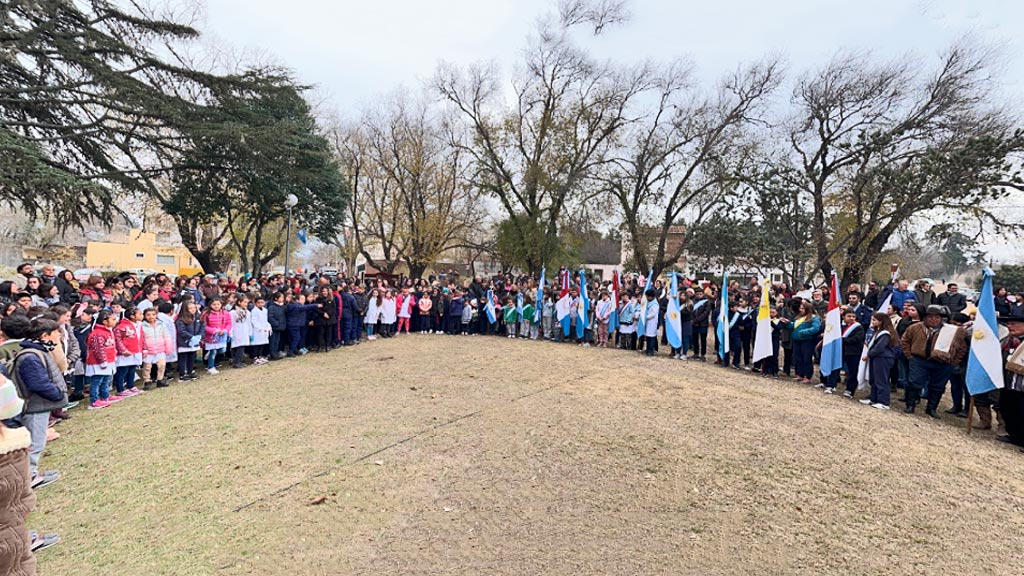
[534,266,545,322]
[608,270,620,333]
[717,271,730,359]
[966,268,1004,395]
[665,273,682,349]
[516,291,524,322]
[820,271,844,377]
[576,269,590,340]
[638,268,653,336]
[296,228,308,244]
[485,289,497,324]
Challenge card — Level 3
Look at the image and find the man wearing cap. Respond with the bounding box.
[200,274,220,303]
[901,305,968,417]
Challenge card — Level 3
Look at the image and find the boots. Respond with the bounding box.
[974,406,993,430]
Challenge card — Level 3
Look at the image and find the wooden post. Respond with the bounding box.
[966,396,975,435]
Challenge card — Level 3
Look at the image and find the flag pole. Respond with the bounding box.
[965,396,975,435]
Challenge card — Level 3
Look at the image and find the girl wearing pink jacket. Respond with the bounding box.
[140,308,174,389]
[201,298,232,375]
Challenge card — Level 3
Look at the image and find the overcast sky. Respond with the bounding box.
[201,0,1024,261]
[203,0,1024,109]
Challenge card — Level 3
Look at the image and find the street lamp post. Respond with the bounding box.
[284,193,298,275]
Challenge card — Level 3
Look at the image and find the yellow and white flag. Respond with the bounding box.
[752,279,774,362]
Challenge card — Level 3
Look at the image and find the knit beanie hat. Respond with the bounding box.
[0,375,24,420]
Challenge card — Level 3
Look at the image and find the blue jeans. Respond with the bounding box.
[206,348,220,368]
[114,364,137,393]
[909,357,953,410]
[88,374,112,404]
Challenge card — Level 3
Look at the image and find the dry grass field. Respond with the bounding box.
[35,334,1024,575]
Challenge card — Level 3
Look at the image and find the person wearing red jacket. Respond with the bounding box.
[112,307,143,398]
[84,309,118,409]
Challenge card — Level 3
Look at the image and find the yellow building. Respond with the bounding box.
[86,229,202,276]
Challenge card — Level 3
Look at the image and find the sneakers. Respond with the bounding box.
[116,390,133,397]
[871,403,891,410]
[859,399,873,405]
[31,470,61,490]
[128,387,143,395]
[813,383,826,389]
[842,391,853,399]
[156,379,170,388]
[106,394,125,403]
[823,388,834,394]
[29,531,61,552]
[207,367,219,375]
[88,400,110,410]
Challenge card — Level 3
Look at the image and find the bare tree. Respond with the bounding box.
[599,58,782,278]
[435,14,649,273]
[780,42,1024,288]
[333,94,479,277]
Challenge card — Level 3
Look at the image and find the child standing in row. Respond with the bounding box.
[230,295,251,368]
[521,297,535,340]
[503,297,517,338]
[595,291,612,347]
[396,288,415,335]
[113,307,142,399]
[140,308,173,389]
[175,301,203,381]
[202,298,232,375]
[381,291,397,337]
[69,305,96,402]
[84,310,117,409]
[417,292,433,333]
[250,296,272,364]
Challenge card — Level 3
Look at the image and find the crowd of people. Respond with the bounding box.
[1,262,1023,569]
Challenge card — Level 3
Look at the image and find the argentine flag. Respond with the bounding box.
[820,271,843,377]
[716,271,730,359]
[576,269,590,340]
[516,291,524,322]
[637,268,653,336]
[556,270,572,336]
[665,273,682,349]
[534,267,545,322]
[752,279,774,362]
[485,289,497,324]
[966,268,1004,395]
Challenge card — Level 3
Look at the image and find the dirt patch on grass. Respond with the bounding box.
[36,336,1024,575]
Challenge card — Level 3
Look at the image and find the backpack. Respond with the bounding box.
[3,347,51,415]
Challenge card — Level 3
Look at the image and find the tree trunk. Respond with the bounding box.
[408,261,427,280]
